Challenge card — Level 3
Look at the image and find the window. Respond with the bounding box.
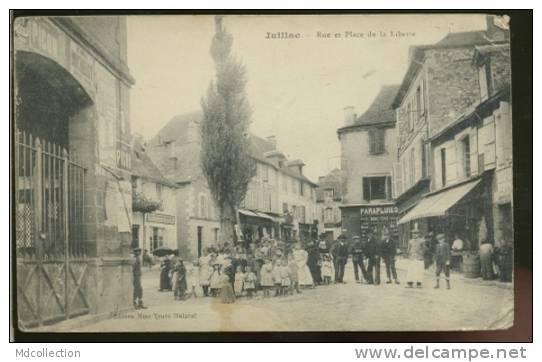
[324,208,333,223]
[462,136,471,178]
[324,189,334,201]
[368,128,386,155]
[441,148,447,187]
[156,183,163,202]
[199,194,207,218]
[282,202,289,214]
[213,228,219,243]
[362,176,390,201]
[407,103,413,131]
[478,60,492,101]
[300,181,304,196]
[300,206,306,223]
[416,86,422,119]
[410,147,416,185]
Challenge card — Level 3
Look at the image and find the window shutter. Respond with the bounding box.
[396,162,403,196]
[362,177,370,201]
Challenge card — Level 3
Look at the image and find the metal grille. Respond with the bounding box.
[15,129,87,259]
[15,129,89,327]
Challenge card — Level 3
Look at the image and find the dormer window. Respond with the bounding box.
[478,59,493,101]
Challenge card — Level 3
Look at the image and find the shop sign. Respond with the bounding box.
[69,41,95,95]
[146,213,176,225]
[29,19,61,62]
[360,205,399,241]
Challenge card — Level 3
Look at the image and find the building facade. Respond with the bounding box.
[394,17,511,249]
[148,113,320,259]
[14,16,135,328]
[131,139,178,253]
[337,85,399,243]
[316,169,343,242]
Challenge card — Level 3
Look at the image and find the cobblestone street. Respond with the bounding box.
[56,260,513,332]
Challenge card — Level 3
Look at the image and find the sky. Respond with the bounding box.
[127,14,487,181]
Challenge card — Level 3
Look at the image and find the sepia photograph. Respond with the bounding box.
[11,11,522,336]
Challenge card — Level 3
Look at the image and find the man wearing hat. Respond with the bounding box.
[406,226,425,288]
[331,234,349,283]
[132,248,147,309]
[434,233,451,289]
[350,235,367,283]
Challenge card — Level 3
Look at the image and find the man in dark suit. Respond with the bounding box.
[350,236,367,283]
[331,234,349,283]
[365,229,380,285]
[132,248,147,309]
[380,227,400,284]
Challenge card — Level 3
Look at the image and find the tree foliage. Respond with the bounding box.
[200,17,256,242]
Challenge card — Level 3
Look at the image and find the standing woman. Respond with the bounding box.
[159,257,171,291]
[199,248,212,297]
[173,257,187,300]
[406,227,426,288]
[293,243,314,288]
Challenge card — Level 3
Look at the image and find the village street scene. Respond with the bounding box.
[13,14,514,332]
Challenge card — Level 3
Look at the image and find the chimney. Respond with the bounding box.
[344,106,356,126]
[215,16,224,33]
[266,135,277,150]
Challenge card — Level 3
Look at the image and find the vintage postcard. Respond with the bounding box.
[12,13,514,333]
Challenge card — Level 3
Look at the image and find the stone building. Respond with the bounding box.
[148,112,320,258]
[14,16,135,328]
[316,168,343,242]
[393,17,510,248]
[337,85,399,243]
[131,138,178,253]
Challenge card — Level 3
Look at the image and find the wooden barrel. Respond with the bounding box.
[462,254,481,278]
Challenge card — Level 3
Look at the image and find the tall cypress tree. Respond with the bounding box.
[200,16,256,244]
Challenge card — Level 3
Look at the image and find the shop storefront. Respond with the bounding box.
[398,174,493,250]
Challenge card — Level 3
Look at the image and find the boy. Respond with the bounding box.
[434,233,451,289]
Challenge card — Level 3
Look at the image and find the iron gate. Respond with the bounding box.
[15,129,89,328]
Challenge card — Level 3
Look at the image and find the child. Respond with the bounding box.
[234,265,245,297]
[272,260,283,296]
[244,265,257,299]
[288,253,301,295]
[209,263,222,297]
[434,233,451,290]
[260,259,274,298]
[279,259,291,296]
[219,272,236,304]
[186,260,200,298]
[321,254,333,285]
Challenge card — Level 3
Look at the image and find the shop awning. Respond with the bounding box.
[238,209,258,218]
[398,178,482,225]
[238,209,275,221]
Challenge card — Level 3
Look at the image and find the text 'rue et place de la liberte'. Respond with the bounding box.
[264,30,416,39]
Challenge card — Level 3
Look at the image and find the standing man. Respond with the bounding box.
[434,233,451,289]
[350,236,366,284]
[381,227,400,284]
[132,248,147,309]
[406,227,425,288]
[364,229,380,285]
[479,240,495,280]
[331,234,349,283]
[307,240,322,285]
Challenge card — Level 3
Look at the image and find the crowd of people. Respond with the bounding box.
[130,225,513,308]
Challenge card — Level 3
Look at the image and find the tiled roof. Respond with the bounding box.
[132,140,177,187]
[316,168,343,201]
[151,112,317,186]
[392,29,508,109]
[434,30,489,47]
[354,85,400,126]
